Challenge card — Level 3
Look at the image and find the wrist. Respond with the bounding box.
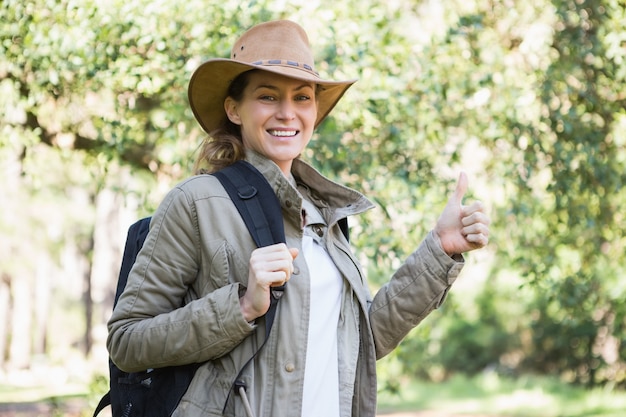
[431,229,461,258]
[239,295,256,323]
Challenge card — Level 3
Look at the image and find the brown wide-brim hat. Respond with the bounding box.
[188,20,357,134]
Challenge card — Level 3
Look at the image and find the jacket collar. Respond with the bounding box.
[244,150,375,220]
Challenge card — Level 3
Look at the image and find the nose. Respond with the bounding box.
[276,100,295,120]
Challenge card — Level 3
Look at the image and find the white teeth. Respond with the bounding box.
[269,130,297,137]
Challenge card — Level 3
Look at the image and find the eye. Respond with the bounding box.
[295,94,312,102]
[259,94,276,101]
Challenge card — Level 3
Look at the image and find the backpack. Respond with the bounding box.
[93,160,287,417]
[93,160,350,417]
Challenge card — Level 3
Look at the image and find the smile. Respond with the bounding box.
[268,130,298,137]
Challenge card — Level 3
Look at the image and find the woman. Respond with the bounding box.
[107,20,490,417]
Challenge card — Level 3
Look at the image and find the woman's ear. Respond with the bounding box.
[224,97,241,125]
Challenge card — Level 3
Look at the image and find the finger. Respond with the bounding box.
[462,222,490,238]
[260,258,295,273]
[250,255,292,276]
[465,232,489,247]
[451,171,468,206]
[268,256,297,280]
[256,243,289,255]
[461,201,487,217]
[289,248,299,260]
[461,210,491,227]
[251,245,293,264]
[257,269,290,287]
[270,273,288,287]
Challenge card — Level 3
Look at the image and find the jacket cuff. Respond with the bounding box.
[211,283,257,338]
[424,230,465,285]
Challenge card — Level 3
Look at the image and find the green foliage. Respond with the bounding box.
[387,281,524,381]
[2,0,626,392]
[499,0,626,387]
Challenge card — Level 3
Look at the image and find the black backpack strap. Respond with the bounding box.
[115,216,151,304]
[92,391,110,417]
[213,160,285,248]
[214,161,290,413]
[213,160,286,337]
[213,160,287,311]
[94,218,152,417]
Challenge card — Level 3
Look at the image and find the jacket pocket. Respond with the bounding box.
[194,239,250,297]
[174,361,230,416]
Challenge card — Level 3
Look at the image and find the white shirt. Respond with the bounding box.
[300,198,343,417]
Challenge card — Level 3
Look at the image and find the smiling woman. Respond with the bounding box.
[224,71,318,175]
[105,19,490,417]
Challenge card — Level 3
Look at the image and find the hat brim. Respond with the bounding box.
[188,59,356,134]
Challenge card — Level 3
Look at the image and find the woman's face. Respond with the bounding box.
[225,71,318,175]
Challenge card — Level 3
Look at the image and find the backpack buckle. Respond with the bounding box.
[237,185,257,199]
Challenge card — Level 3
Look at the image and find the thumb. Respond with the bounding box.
[451,171,468,206]
[289,247,299,260]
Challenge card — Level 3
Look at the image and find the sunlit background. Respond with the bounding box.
[1,0,625,416]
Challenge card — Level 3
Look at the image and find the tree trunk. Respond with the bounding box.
[0,274,10,369]
[33,255,52,355]
[88,187,127,358]
[9,270,32,370]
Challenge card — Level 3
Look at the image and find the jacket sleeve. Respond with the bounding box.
[369,231,464,359]
[106,185,255,373]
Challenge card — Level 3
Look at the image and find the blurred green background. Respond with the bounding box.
[1,0,625,415]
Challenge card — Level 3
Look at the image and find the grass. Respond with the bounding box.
[0,372,95,417]
[376,372,626,417]
[0,382,88,404]
[1,372,626,417]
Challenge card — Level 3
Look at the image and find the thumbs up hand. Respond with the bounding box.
[433,172,490,256]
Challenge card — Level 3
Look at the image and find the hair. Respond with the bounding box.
[192,71,252,174]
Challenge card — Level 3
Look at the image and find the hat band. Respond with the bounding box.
[251,59,319,77]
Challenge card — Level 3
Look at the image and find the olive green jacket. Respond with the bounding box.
[107,150,464,417]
